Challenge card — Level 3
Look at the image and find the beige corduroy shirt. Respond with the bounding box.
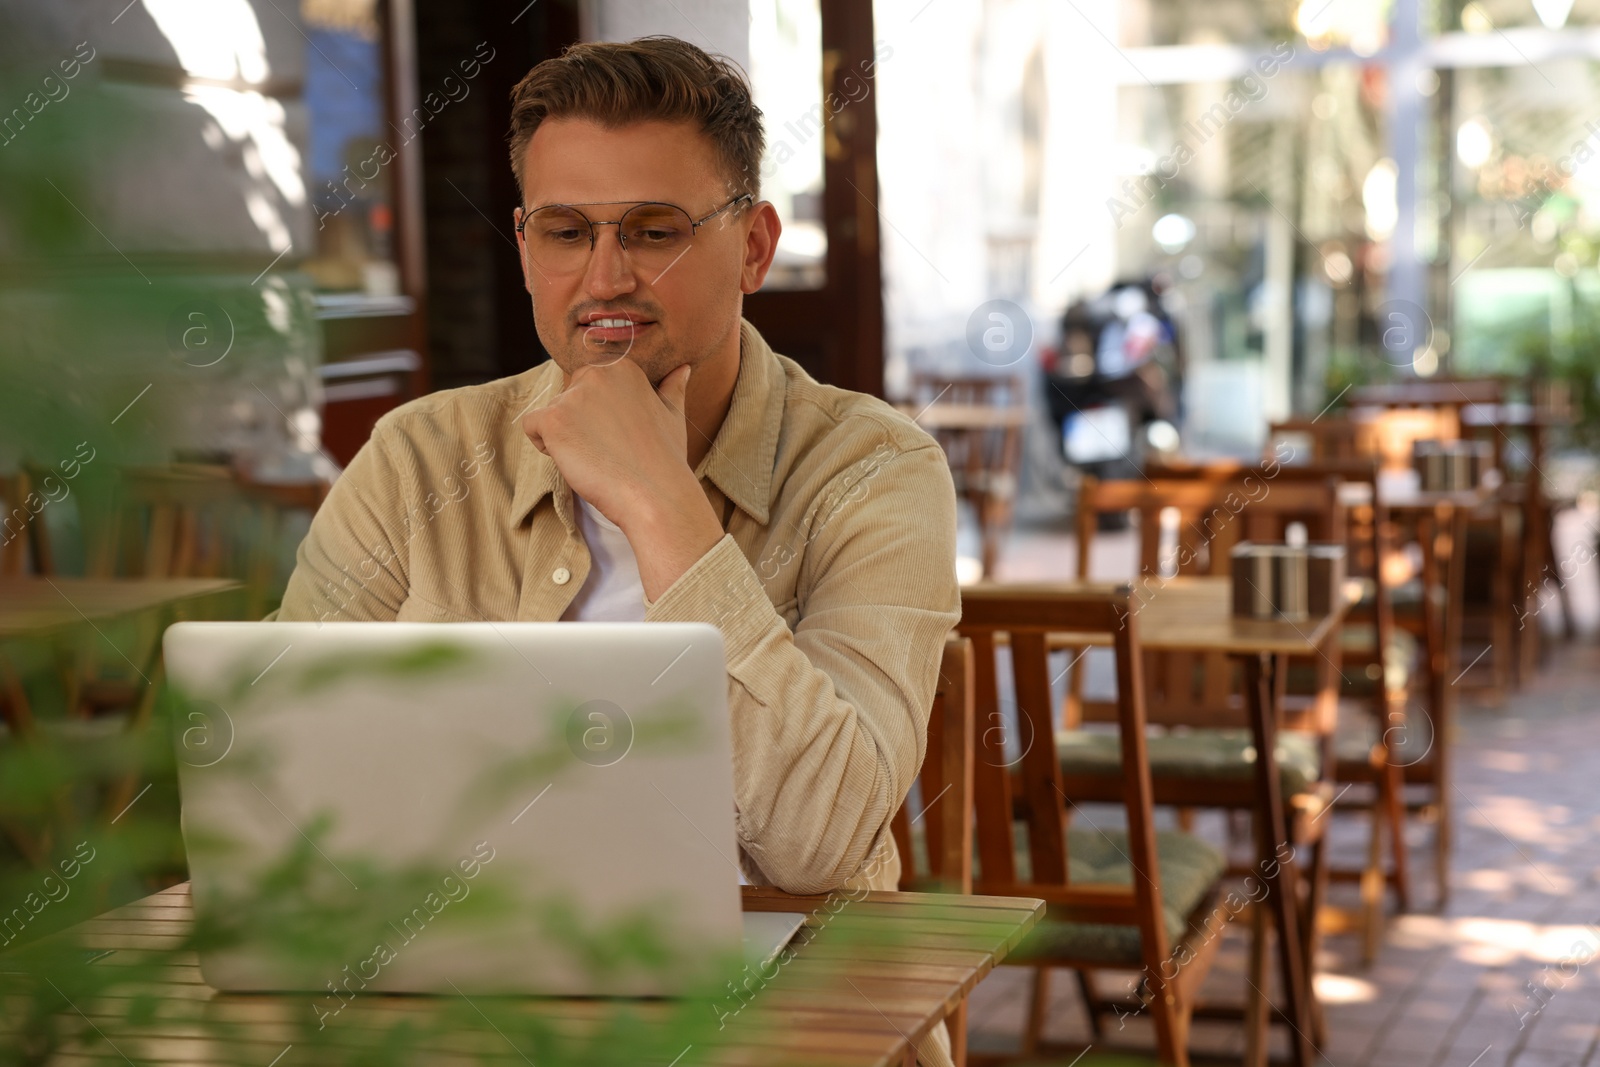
[275,319,961,899]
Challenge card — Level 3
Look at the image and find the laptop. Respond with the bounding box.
[163,621,805,996]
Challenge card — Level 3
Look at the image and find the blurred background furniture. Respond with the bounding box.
[0,576,241,869]
[905,375,1030,580]
[1147,457,1413,959]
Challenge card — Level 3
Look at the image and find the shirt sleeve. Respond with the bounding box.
[643,440,960,895]
[275,427,412,623]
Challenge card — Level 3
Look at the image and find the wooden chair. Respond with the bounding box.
[910,375,1027,579]
[1275,410,1474,907]
[1267,418,1361,465]
[893,637,977,894]
[1066,476,1342,1048]
[1340,406,1518,702]
[958,584,1228,1067]
[1148,458,1413,959]
[89,464,245,581]
[891,635,977,1066]
[91,464,329,613]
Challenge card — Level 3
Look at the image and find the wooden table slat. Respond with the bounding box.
[19,882,1043,1067]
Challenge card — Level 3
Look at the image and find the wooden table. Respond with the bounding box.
[0,577,243,730]
[0,577,243,639]
[13,882,1044,1067]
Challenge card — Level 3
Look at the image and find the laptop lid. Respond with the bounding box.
[164,621,748,997]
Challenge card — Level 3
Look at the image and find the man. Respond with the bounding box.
[276,37,957,906]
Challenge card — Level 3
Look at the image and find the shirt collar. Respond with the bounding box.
[508,318,782,528]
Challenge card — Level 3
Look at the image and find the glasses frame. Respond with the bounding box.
[514,193,755,261]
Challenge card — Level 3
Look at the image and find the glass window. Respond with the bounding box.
[1447,58,1600,369]
[1452,0,1600,32]
[748,0,828,290]
[1111,66,1388,414]
[300,0,401,297]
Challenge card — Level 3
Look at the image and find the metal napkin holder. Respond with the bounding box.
[1412,439,1493,492]
[1230,541,1346,622]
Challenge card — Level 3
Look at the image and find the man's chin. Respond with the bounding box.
[558,343,672,382]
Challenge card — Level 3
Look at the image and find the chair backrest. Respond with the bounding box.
[956,584,1173,969]
[1074,473,1345,727]
[1268,417,1360,464]
[1351,406,1459,471]
[90,465,243,580]
[1350,377,1504,413]
[1,468,53,577]
[1076,474,1345,582]
[892,636,976,894]
[1149,456,1383,583]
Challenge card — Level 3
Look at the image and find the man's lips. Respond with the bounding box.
[577,314,655,344]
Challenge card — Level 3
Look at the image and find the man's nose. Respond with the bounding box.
[582,225,637,301]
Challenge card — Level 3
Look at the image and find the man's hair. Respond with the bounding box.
[506,36,764,204]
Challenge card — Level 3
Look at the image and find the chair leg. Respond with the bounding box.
[1022,966,1050,1055]
[1434,787,1452,910]
[1554,558,1577,642]
[1244,902,1270,1067]
[1380,702,1411,913]
[1147,972,1189,1067]
[1075,970,1104,1038]
[1360,794,1384,965]
[1491,511,1514,698]
[1301,834,1330,1048]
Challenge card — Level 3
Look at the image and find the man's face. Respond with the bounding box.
[516,118,766,385]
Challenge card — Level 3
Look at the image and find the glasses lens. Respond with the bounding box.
[619,204,694,266]
[523,207,593,273]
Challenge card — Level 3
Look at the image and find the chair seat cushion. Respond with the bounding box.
[1337,625,1420,693]
[1017,828,1227,967]
[1334,702,1435,767]
[1057,728,1322,796]
[1349,575,1425,608]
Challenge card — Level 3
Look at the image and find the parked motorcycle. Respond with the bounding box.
[1040,278,1182,484]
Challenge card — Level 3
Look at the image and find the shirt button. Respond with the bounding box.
[552,567,572,585]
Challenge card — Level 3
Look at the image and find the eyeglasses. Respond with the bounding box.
[515,194,753,275]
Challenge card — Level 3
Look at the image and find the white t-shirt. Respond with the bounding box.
[559,495,747,884]
[560,496,646,622]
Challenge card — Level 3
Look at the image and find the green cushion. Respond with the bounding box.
[1349,575,1425,608]
[1016,828,1226,967]
[1057,728,1323,796]
[1334,703,1434,766]
[1338,625,1420,693]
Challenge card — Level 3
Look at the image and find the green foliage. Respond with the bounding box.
[1512,303,1600,452]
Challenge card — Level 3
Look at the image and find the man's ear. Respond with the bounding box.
[740,201,782,295]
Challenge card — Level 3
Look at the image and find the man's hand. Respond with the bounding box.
[521,360,725,601]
